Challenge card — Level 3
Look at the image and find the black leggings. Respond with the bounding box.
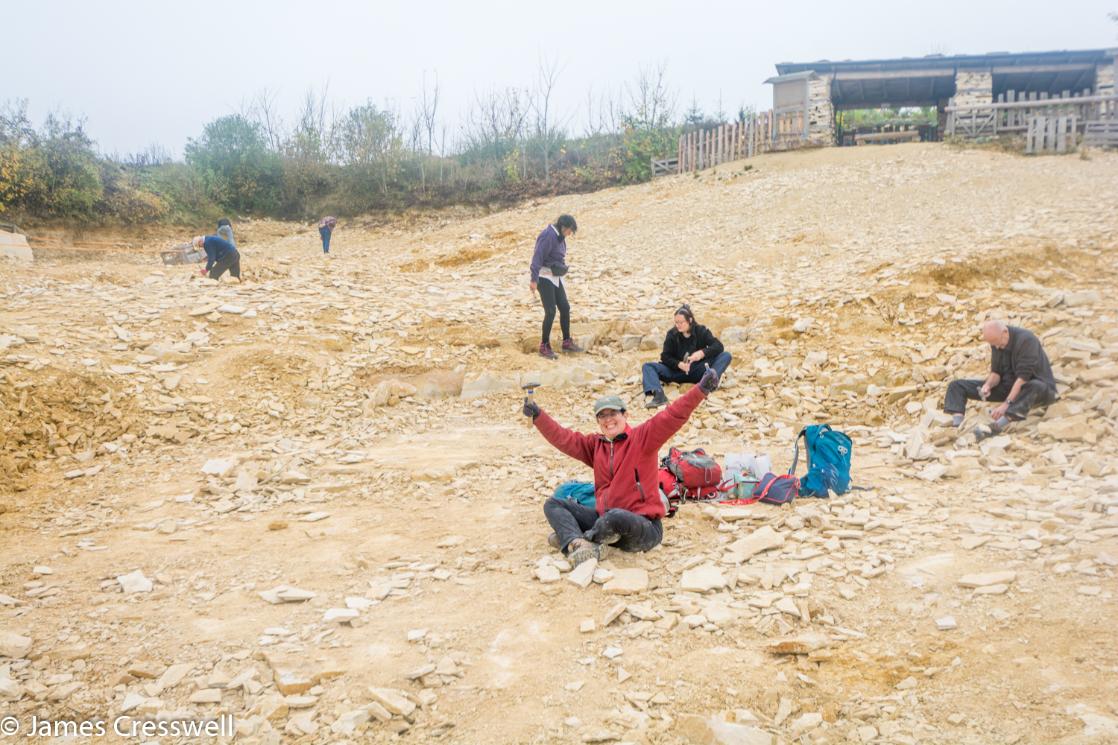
[543,497,663,554]
[537,280,570,345]
[209,251,241,280]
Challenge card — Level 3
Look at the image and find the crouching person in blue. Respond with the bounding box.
[193,234,241,282]
[642,304,731,408]
[524,368,720,567]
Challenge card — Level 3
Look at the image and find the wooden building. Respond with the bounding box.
[765,48,1117,146]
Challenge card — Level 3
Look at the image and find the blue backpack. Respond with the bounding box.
[552,480,597,509]
[792,425,852,498]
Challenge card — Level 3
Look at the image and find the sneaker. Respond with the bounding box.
[561,338,584,353]
[646,390,668,409]
[973,424,1001,442]
[547,532,561,550]
[566,539,601,567]
[539,343,558,360]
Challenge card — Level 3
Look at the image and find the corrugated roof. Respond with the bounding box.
[775,48,1114,75]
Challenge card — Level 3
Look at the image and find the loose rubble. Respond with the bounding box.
[1,145,1116,743]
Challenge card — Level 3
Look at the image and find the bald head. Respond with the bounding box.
[982,320,1010,349]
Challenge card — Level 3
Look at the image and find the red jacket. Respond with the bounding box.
[534,386,707,519]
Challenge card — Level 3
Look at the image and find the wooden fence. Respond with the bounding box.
[650,157,679,177]
[672,111,782,174]
[1025,115,1077,154]
[946,93,1118,139]
[1084,119,1118,148]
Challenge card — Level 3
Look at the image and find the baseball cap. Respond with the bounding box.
[593,395,626,416]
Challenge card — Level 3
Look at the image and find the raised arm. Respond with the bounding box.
[533,410,597,467]
[637,384,707,451]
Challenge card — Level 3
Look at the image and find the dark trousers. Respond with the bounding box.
[543,497,662,554]
[209,250,241,280]
[944,378,1056,421]
[537,280,571,346]
[319,226,331,253]
[642,351,732,395]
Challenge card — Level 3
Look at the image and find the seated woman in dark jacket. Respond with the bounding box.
[641,304,732,408]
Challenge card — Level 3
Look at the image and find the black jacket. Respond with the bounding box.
[660,324,724,369]
[992,326,1056,389]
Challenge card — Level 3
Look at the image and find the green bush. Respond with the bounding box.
[185,115,283,214]
[620,123,680,183]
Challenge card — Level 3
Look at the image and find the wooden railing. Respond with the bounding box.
[673,111,793,174]
[946,94,1118,139]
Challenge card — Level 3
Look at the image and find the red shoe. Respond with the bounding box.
[561,338,584,353]
[539,343,558,360]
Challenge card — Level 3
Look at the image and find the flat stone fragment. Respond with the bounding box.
[973,584,1010,595]
[567,558,598,589]
[201,458,236,476]
[602,602,627,626]
[368,686,416,718]
[189,688,222,704]
[603,568,649,595]
[536,565,561,583]
[767,633,830,655]
[117,570,153,594]
[680,563,727,592]
[258,586,316,604]
[957,571,1016,588]
[775,597,802,618]
[936,616,957,630]
[725,525,785,561]
[323,608,360,623]
[790,712,823,734]
[0,632,32,659]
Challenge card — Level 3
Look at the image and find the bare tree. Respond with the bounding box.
[418,70,440,156]
[584,84,622,137]
[532,54,567,184]
[288,83,331,162]
[462,87,530,178]
[624,61,676,131]
[251,87,286,153]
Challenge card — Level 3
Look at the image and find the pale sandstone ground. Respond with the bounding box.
[1,143,1117,744]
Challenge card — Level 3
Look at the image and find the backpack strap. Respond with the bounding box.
[790,428,807,476]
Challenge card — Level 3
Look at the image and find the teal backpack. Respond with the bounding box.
[793,425,852,498]
[552,480,596,509]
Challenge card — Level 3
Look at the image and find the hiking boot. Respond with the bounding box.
[973,424,1001,442]
[547,532,561,550]
[561,338,584,354]
[566,538,601,567]
[646,390,669,409]
[539,343,558,360]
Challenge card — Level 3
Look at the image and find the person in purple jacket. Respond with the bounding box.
[529,214,583,359]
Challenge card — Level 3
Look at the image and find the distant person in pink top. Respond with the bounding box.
[318,216,337,254]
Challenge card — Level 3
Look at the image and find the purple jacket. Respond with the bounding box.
[529,225,566,283]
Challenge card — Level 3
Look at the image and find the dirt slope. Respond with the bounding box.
[1,143,1117,744]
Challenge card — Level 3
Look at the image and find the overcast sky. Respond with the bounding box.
[6,0,1116,157]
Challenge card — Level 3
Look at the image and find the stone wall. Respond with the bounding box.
[806,74,835,145]
[1097,59,1116,95]
[953,69,993,108]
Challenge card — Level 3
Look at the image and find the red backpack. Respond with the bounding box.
[659,447,731,516]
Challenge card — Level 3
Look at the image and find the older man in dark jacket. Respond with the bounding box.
[944,320,1057,441]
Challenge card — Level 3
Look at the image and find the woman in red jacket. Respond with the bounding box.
[523,368,720,566]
